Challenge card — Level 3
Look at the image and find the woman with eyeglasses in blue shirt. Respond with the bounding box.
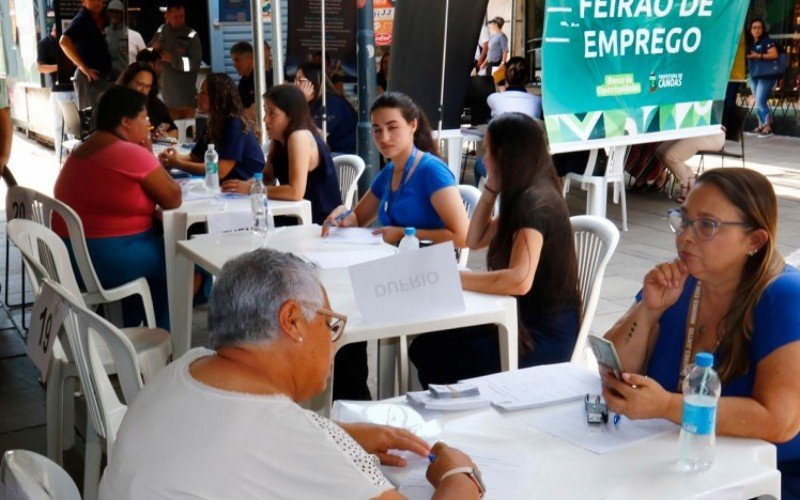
[601,168,800,499]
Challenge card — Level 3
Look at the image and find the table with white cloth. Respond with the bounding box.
[160,193,312,349]
[171,225,519,411]
[332,395,780,500]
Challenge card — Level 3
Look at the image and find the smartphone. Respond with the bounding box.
[588,336,624,382]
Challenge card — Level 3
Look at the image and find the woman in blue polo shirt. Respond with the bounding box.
[322,92,467,246]
[600,169,800,498]
[159,73,263,181]
[321,92,468,403]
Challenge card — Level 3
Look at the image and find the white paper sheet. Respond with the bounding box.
[323,227,384,245]
[463,362,602,411]
[527,403,678,454]
[302,248,396,269]
[399,446,535,500]
[348,242,465,324]
[206,210,253,235]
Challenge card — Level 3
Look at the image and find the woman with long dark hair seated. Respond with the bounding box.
[53,85,181,329]
[410,113,581,386]
[117,62,177,139]
[221,84,342,225]
[159,73,263,181]
[601,168,800,498]
[295,61,358,155]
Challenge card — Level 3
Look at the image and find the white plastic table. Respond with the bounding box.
[338,397,780,499]
[171,226,519,412]
[161,196,312,340]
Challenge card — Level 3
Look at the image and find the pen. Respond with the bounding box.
[325,209,352,227]
[428,453,436,463]
[613,414,621,426]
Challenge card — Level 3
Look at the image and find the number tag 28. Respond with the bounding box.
[28,285,69,382]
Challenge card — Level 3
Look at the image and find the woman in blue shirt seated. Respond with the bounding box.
[222,84,341,225]
[321,92,467,402]
[409,114,581,387]
[159,73,263,181]
[296,62,358,155]
[601,168,800,499]
[322,91,468,246]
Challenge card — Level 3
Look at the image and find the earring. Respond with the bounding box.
[748,249,756,257]
[298,336,304,343]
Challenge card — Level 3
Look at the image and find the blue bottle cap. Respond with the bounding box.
[254,173,263,181]
[695,352,714,368]
[404,227,415,236]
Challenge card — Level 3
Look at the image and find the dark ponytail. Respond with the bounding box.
[370,91,440,158]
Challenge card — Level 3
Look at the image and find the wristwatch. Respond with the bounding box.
[440,466,486,497]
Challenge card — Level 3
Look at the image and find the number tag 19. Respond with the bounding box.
[28,285,69,382]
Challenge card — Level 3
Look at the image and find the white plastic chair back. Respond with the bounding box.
[174,118,196,143]
[457,184,482,266]
[44,279,143,444]
[0,450,80,500]
[8,187,157,328]
[55,99,81,139]
[7,219,82,299]
[333,154,366,209]
[570,215,620,363]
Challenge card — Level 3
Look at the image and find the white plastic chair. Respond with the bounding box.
[570,215,620,363]
[457,184,481,267]
[562,146,630,231]
[174,118,196,143]
[333,154,366,209]
[0,449,81,500]
[7,219,168,478]
[54,99,82,165]
[7,186,159,329]
[43,278,143,500]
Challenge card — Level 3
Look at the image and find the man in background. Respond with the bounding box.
[37,23,77,154]
[106,0,146,76]
[481,16,508,77]
[230,41,273,121]
[60,0,113,109]
[150,0,202,120]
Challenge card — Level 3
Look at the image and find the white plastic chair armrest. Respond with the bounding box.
[83,278,157,328]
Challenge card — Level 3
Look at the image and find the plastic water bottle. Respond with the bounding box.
[250,173,274,235]
[678,352,721,471]
[204,144,219,192]
[398,227,420,252]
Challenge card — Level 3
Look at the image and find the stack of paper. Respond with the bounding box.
[464,362,602,411]
[406,390,491,411]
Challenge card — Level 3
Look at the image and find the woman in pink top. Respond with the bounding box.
[54,85,181,329]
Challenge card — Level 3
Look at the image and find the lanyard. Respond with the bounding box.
[679,281,703,389]
[384,148,421,226]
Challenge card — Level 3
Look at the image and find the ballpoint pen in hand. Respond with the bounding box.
[325,209,352,227]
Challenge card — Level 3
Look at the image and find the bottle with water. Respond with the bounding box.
[250,173,274,236]
[398,227,420,252]
[678,352,721,471]
[204,144,219,192]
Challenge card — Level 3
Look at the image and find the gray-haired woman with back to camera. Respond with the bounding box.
[100,248,483,499]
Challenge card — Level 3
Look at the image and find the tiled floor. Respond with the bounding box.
[1,130,799,491]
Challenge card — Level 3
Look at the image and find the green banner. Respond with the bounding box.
[542,0,749,153]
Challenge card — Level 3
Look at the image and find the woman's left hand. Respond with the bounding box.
[221,179,252,194]
[139,134,153,152]
[339,423,430,467]
[602,372,673,420]
[372,226,405,244]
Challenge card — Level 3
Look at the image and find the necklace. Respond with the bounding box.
[679,281,725,390]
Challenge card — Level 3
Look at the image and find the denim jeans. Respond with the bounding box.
[750,77,777,126]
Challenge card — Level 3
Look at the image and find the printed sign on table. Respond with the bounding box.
[542,0,749,152]
[348,242,465,324]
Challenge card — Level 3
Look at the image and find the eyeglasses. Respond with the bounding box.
[667,209,750,241]
[297,301,347,342]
